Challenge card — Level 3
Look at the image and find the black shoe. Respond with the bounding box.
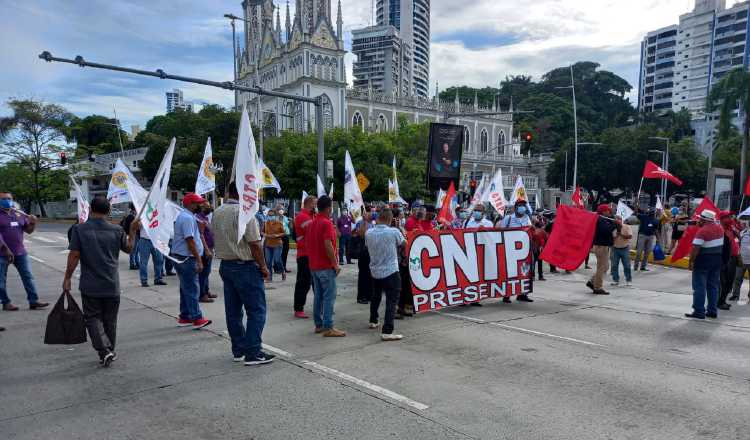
[517,295,534,302]
[165,271,176,276]
[29,302,49,310]
[244,352,276,366]
[394,312,404,319]
[728,295,740,301]
[357,299,369,305]
[706,313,718,319]
[502,297,512,304]
[550,269,559,273]
[593,289,610,295]
[154,279,167,286]
[684,312,705,319]
[586,281,594,291]
[0,326,5,331]
[129,265,138,270]
[470,302,483,307]
[717,303,731,311]
[584,265,591,270]
[101,351,115,368]
[538,277,546,281]
[141,282,149,287]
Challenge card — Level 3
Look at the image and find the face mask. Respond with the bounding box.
[0,200,12,209]
[459,211,469,219]
[473,211,483,220]
[278,210,284,216]
[517,206,527,215]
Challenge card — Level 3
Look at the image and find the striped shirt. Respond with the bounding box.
[693,223,724,255]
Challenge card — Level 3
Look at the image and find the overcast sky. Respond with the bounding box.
[1,0,740,131]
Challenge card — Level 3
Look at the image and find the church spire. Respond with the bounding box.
[276,6,282,41]
[336,0,343,43]
[474,90,479,110]
[285,0,291,42]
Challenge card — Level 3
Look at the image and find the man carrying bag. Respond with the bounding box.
[62,197,138,367]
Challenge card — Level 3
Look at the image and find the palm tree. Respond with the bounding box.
[707,68,750,190]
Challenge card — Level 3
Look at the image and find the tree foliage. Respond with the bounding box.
[0,163,69,212]
[68,114,130,156]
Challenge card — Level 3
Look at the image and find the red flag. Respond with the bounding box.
[744,176,750,197]
[571,186,584,209]
[642,160,683,186]
[670,197,719,262]
[437,181,456,226]
[540,205,598,270]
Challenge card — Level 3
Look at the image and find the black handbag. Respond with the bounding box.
[44,291,87,345]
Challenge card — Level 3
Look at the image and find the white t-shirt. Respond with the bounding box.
[464,218,494,229]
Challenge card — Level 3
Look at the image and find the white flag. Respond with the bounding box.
[535,193,543,211]
[317,174,326,198]
[258,159,281,193]
[436,188,447,210]
[195,138,215,196]
[70,176,89,224]
[139,138,177,257]
[329,182,334,199]
[234,106,261,243]
[469,175,488,210]
[509,175,527,205]
[486,169,507,215]
[107,158,139,205]
[301,190,309,210]
[344,150,363,220]
[616,200,634,220]
[655,195,663,211]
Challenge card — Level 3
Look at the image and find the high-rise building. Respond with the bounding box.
[351,25,414,97]
[165,89,184,113]
[637,25,678,113]
[376,0,430,97]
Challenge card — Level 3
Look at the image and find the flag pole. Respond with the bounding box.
[136,138,176,220]
[636,177,644,206]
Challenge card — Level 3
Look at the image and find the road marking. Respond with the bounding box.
[302,360,429,411]
[439,312,485,323]
[262,343,293,358]
[28,255,45,263]
[32,236,57,243]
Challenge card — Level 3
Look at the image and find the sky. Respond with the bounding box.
[1,0,742,131]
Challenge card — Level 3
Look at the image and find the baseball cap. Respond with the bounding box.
[183,193,206,206]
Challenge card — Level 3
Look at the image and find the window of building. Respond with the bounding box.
[480,129,488,154]
[463,126,471,153]
[376,114,387,133]
[352,112,363,131]
[498,130,506,153]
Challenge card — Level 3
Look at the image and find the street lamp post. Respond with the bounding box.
[556,65,579,188]
[649,136,670,202]
[573,142,603,189]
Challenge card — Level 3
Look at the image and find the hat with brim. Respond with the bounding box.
[699,210,717,222]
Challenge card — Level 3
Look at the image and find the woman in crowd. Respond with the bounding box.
[263,208,286,282]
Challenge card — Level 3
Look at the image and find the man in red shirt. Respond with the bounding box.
[420,205,436,231]
[293,196,316,319]
[404,206,423,232]
[307,196,345,337]
[718,211,739,311]
[686,210,724,319]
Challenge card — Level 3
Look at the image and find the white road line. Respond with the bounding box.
[28,255,45,263]
[262,343,293,358]
[489,322,605,347]
[302,360,430,411]
[32,236,57,243]
[439,312,485,323]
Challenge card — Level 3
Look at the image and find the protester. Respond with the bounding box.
[62,197,138,367]
[451,206,468,229]
[263,208,286,282]
[610,214,633,287]
[0,191,48,311]
[164,238,176,276]
[390,208,414,319]
[633,208,658,272]
[307,196,345,337]
[337,208,354,265]
[731,222,750,301]
[172,193,211,329]
[669,207,689,255]
[498,200,532,228]
[137,226,167,288]
[465,204,494,228]
[366,208,405,341]
[196,201,216,303]
[544,212,559,273]
[212,182,274,365]
[531,220,547,281]
[277,205,292,273]
[422,205,437,230]
[718,211,739,311]
[586,204,619,295]
[657,205,672,250]
[686,210,723,320]
[354,210,374,304]
[120,203,140,270]
[293,196,316,319]
[405,206,424,232]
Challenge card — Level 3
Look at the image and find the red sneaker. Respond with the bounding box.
[177,318,193,327]
[294,311,309,319]
[193,318,212,329]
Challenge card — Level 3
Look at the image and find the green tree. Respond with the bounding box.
[68,114,130,156]
[0,163,69,212]
[0,99,75,216]
[707,68,750,189]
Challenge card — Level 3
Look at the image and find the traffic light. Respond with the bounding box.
[524,132,533,143]
[522,132,533,151]
[59,152,67,165]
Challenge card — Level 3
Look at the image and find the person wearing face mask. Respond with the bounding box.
[498,200,532,229]
[171,193,211,330]
[465,205,493,229]
[405,206,424,232]
[196,201,216,303]
[263,209,286,282]
[451,206,468,229]
[276,206,292,274]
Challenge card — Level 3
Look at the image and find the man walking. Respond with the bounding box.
[293,195,316,319]
[337,209,353,265]
[120,203,140,270]
[365,208,405,341]
[610,214,633,287]
[0,191,48,311]
[137,226,167,287]
[718,211,739,311]
[633,208,658,272]
[63,197,138,366]
[197,201,216,303]
[212,182,274,365]
[307,196,345,337]
[587,204,619,295]
[686,210,723,320]
[172,193,211,329]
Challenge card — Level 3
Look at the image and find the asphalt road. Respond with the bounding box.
[1,223,750,440]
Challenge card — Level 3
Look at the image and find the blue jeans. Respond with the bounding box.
[692,258,721,318]
[219,260,266,358]
[129,237,140,268]
[264,246,283,280]
[138,239,164,283]
[611,247,632,283]
[339,234,352,263]
[0,254,39,305]
[312,269,337,329]
[199,255,212,296]
[174,256,202,321]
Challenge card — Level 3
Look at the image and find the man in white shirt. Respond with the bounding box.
[498,200,532,229]
[465,205,494,229]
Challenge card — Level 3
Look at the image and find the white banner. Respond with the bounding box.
[436,188,447,210]
[70,176,89,224]
[329,182,334,199]
[486,169,507,215]
[107,158,139,205]
[195,138,215,196]
[469,175,488,210]
[301,190,309,210]
[234,107,260,243]
[344,150,363,220]
[258,159,281,193]
[138,138,176,258]
[510,175,527,205]
[317,174,326,198]
[655,195,663,211]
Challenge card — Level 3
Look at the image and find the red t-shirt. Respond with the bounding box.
[419,219,435,231]
[294,209,314,258]
[308,214,338,271]
[532,229,548,249]
[405,215,419,232]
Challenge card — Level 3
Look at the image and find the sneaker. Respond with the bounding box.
[165,271,176,276]
[141,282,149,287]
[706,313,718,319]
[586,281,595,291]
[282,272,287,281]
[357,299,370,305]
[129,265,138,270]
[2,303,19,311]
[538,277,546,281]
[717,303,731,311]
[322,328,347,337]
[192,318,212,329]
[381,333,403,341]
[729,295,739,301]
[199,295,214,303]
[626,281,632,287]
[368,322,379,329]
[684,312,705,319]
[233,355,245,362]
[177,318,193,327]
[154,279,167,286]
[101,351,115,368]
[610,281,620,287]
[29,302,49,310]
[641,268,650,272]
[294,311,309,319]
[244,352,276,366]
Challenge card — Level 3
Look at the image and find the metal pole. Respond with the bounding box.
[316,99,325,182]
[112,108,124,155]
[664,139,670,203]
[564,150,568,191]
[231,19,238,111]
[254,5,264,160]
[571,65,579,189]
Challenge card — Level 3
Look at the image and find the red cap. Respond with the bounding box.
[182,193,206,206]
[596,204,611,215]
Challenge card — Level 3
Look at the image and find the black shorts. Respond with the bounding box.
[672,229,684,240]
